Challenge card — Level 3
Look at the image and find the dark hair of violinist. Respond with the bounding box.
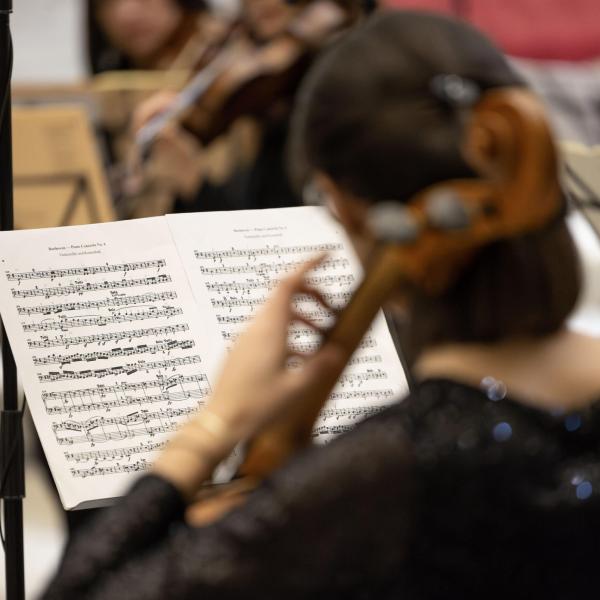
[43,11,600,600]
[86,0,207,73]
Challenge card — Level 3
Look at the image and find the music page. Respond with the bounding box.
[167,206,409,442]
[0,218,223,509]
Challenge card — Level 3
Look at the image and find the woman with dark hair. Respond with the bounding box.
[86,0,210,74]
[43,11,600,599]
[85,0,241,216]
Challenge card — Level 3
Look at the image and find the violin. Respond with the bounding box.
[134,0,360,158]
[186,86,562,524]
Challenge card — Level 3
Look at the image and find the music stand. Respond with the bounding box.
[0,1,26,600]
[14,173,100,226]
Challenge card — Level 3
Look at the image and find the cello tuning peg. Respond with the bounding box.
[368,201,422,244]
[424,188,471,230]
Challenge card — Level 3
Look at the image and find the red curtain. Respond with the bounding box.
[383,0,600,61]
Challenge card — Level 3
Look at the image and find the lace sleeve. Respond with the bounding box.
[43,406,413,600]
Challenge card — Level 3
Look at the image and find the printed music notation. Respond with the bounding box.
[11,274,172,299]
[347,355,382,366]
[33,339,195,366]
[313,404,391,437]
[327,389,395,404]
[338,369,387,387]
[312,424,354,437]
[38,355,203,382]
[0,213,406,507]
[211,290,352,310]
[288,336,377,355]
[318,404,385,423]
[70,459,151,479]
[184,229,400,446]
[6,259,165,282]
[0,238,217,505]
[195,243,342,261]
[204,273,356,294]
[53,406,197,445]
[199,257,350,276]
[52,406,198,446]
[17,291,178,315]
[23,306,183,332]
[65,441,165,463]
[216,307,333,325]
[28,324,190,349]
[42,374,211,415]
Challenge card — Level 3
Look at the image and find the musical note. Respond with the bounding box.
[23,306,183,332]
[41,374,211,414]
[194,243,342,261]
[210,290,352,310]
[337,369,387,387]
[28,324,190,349]
[38,355,203,382]
[53,406,196,445]
[65,441,166,463]
[326,389,394,404]
[318,404,386,422]
[17,291,178,315]
[216,308,333,325]
[6,259,165,282]
[33,339,196,366]
[183,225,402,448]
[199,257,349,276]
[289,336,377,354]
[11,274,172,299]
[346,354,383,366]
[70,459,151,479]
[203,273,356,294]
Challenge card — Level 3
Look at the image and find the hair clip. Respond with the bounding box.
[430,74,480,108]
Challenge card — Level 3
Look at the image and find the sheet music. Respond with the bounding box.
[167,206,409,442]
[0,218,223,509]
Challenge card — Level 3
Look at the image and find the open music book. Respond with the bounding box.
[0,207,408,510]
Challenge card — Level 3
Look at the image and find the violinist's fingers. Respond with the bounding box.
[131,91,178,133]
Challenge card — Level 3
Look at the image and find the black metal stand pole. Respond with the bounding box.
[0,1,26,599]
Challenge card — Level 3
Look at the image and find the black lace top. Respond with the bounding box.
[42,379,600,599]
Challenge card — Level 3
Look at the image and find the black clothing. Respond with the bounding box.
[43,379,600,599]
[177,118,302,214]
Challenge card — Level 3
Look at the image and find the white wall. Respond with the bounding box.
[8,0,240,84]
[11,0,86,83]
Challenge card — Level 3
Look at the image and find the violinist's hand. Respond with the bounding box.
[152,255,346,501]
[127,91,205,200]
[131,91,178,133]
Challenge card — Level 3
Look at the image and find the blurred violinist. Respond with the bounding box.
[130,0,364,216]
[86,0,230,215]
[87,0,217,73]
